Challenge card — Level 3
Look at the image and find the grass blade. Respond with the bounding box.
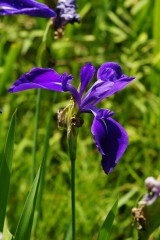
[63,222,72,240]
[0,110,16,232]
[32,105,54,237]
[3,219,13,240]
[97,198,118,240]
[14,145,46,240]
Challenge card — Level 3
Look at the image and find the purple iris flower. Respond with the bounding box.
[0,0,80,28]
[0,0,56,18]
[53,0,80,29]
[9,62,135,174]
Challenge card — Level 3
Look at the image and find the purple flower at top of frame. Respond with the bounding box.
[0,0,56,18]
[9,62,135,174]
[0,0,80,32]
[53,0,80,29]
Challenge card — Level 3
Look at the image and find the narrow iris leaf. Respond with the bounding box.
[3,219,13,240]
[13,157,45,240]
[0,110,16,232]
[32,104,54,236]
[63,222,72,240]
[97,198,118,240]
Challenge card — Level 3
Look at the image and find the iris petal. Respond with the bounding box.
[81,62,134,108]
[0,0,56,18]
[91,117,128,174]
[79,63,95,96]
[97,62,123,80]
[81,80,114,109]
[9,67,67,93]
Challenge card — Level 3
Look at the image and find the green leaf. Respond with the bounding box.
[63,222,72,240]
[14,95,55,240]
[97,198,118,240]
[0,110,16,232]
[32,104,54,237]
[13,148,46,240]
[3,219,13,240]
[108,11,132,35]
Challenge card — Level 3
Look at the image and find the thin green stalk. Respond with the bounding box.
[42,19,53,43]
[32,88,41,181]
[71,159,76,240]
[67,104,78,240]
[31,19,53,182]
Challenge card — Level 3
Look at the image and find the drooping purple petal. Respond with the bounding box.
[80,104,114,118]
[80,62,134,109]
[8,67,71,93]
[0,109,2,113]
[88,106,114,119]
[53,0,80,29]
[0,0,56,18]
[79,63,96,96]
[91,117,128,174]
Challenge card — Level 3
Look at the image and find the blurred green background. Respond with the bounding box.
[0,0,160,239]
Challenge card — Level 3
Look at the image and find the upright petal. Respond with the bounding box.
[61,72,81,106]
[79,63,96,96]
[53,0,80,29]
[97,62,123,80]
[96,62,135,100]
[91,117,128,174]
[81,62,134,108]
[9,67,68,93]
[0,0,56,18]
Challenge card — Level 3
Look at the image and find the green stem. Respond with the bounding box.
[67,106,78,240]
[71,159,76,240]
[32,88,41,182]
[42,19,53,43]
[31,19,53,182]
